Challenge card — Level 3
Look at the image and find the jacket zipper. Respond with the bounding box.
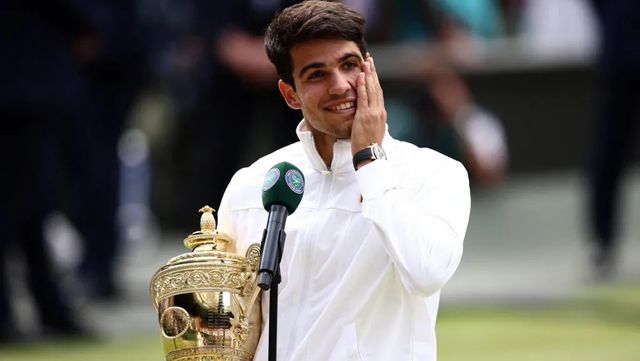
[290,168,332,354]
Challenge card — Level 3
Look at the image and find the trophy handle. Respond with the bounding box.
[242,243,262,315]
[230,243,262,346]
[242,243,261,295]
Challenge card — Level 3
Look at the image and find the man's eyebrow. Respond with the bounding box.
[339,52,362,63]
[298,52,362,78]
[298,62,324,79]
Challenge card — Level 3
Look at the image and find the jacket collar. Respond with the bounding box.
[295,120,392,174]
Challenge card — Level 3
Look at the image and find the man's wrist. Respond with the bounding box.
[353,143,387,170]
[354,158,373,170]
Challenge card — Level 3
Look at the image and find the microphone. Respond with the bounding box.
[257,161,305,290]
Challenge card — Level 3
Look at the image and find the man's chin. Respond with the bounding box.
[336,126,352,140]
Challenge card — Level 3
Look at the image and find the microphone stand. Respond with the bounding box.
[257,208,287,361]
[268,257,282,361]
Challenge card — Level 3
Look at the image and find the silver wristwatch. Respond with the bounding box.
[352,143,387,169]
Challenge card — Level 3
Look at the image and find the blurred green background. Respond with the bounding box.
[3,170,639,360]
[2,284,639,361]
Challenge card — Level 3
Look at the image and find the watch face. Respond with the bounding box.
[372,144,386,159]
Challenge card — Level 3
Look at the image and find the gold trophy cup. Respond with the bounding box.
[150,206,261,361]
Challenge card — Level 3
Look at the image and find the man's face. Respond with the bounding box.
[278,39,364,141]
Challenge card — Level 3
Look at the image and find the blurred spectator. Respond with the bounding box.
[67,0,149,300]
[0,0,91,341]
[586,0,640,279]
[344,0,509,186]
[165,0,301,228]
[519,0,598,59]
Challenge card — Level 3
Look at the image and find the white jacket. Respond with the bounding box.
[218,121,470,361]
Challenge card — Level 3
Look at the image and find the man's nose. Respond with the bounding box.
[328,72,353,95]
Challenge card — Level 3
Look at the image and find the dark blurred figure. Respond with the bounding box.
[166,0,300,228]
[344,0,509,187]
[69,0,149,300]
[0,0,91,341]
[499,0,524,37]
[586,0,640,279]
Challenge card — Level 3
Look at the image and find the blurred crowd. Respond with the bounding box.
[1,0,637,344]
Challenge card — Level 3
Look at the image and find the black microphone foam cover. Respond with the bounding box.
[262,161,305,214]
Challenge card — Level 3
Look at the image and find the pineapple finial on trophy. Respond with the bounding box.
[183,205,231,252]
[199,205,216,233]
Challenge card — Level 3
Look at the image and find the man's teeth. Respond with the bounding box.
[331,102,354,111]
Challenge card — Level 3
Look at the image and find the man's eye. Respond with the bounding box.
[308,71,324,80]
[343,62,357,70]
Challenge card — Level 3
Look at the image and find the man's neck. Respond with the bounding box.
[314,137,335,168]
[310,129,336,168]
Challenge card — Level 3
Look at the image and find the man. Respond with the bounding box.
[217,1,470,360]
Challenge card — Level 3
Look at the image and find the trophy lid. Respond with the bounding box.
[183,205,233,253]
[151,205,253,309]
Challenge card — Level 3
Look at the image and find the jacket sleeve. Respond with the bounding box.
[356,156,470,297]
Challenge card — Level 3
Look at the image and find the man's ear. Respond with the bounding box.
[278,79,301,110]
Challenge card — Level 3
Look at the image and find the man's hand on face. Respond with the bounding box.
[351,53,387,155]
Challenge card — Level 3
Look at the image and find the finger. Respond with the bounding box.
[356,71,368,111]
[368,56,383,107]
[369,56,381,90]
[364,58,378,109]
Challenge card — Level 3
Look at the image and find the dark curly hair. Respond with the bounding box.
[265,0,367,86]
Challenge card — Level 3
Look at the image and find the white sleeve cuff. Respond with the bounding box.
[355,159,397,200]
